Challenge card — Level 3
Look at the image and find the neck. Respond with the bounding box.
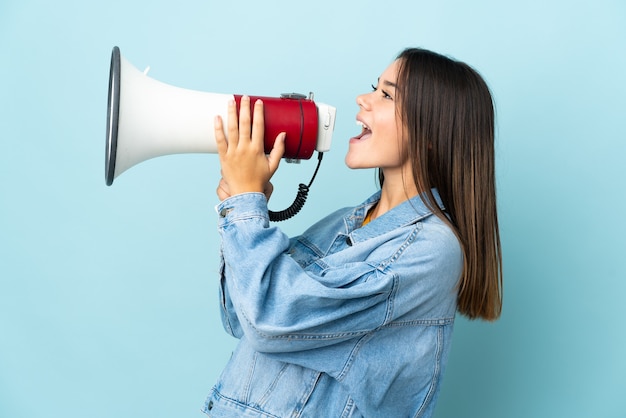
[373,167,419,220]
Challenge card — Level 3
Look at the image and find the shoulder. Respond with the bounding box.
[416,214,461,256]
[385,215,462,318]
[395,214,463,280]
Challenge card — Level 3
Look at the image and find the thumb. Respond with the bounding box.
[267,132,286,175]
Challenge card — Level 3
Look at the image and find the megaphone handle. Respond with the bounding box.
[268,152,324,222]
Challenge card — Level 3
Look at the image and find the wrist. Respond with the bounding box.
[228,183,266,196]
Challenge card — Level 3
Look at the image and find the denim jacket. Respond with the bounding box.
[203,190,462,418]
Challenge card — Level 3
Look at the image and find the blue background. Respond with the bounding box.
[1,1,625,417]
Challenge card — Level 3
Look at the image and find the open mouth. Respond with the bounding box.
[354,120,372,141]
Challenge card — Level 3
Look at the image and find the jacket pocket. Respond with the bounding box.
[211,343,323,417]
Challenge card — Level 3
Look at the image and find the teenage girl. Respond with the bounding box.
[204,47,502,417]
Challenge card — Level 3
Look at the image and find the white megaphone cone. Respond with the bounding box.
[105,46,336,188]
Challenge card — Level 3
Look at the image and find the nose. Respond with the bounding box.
[356,93,371,110]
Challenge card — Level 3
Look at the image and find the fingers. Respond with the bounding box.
[227,99,240,148]
[214,96,281,198]
[239,96,266,153]
[215,97,256,158]
[218,96,263,151]
[214,115,227,158]
[264,181,274,201]
[251,99,265,152]
[216,177,231,201]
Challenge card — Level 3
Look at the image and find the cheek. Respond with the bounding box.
[398,120,412,157]
[395,141,410,165]
[396,115,407,140]
[379,137,408,167]
[398,137,416,168]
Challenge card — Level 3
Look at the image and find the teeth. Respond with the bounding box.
[356,120,370,130]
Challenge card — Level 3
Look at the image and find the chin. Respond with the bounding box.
[344,154,359,169]
[344,156,372,170]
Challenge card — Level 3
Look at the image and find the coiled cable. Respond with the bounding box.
[268,152,324,222]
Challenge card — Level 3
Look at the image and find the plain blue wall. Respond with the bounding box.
[1,1,625,417]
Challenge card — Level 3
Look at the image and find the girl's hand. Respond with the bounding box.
[216,177,274,202]
[214,96,285,199]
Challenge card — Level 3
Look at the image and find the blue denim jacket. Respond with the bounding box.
[203,190,462,418]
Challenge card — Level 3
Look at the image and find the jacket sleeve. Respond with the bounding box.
[217,193,462,353]
[215,193,398,354]
[217,247,244,339]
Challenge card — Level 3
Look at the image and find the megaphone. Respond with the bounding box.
[105,46,337,220]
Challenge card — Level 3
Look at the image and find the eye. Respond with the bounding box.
[370,84,393,100]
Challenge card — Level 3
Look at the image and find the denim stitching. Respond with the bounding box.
[378,223,422,271]
[256,363,289,408]
[208,388,281,418]
[414,325,444,418]
[336,332,375,382]
[290,371,322,418]
[243,350,257,404]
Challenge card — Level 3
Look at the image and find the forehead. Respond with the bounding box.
[379,59,400,83]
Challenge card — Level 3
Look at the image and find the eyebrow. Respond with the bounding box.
[377,77,397,89]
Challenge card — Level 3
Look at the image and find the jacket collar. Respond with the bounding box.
[345,189,445,245]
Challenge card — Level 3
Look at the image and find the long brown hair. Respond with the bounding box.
[381,48,503,320]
